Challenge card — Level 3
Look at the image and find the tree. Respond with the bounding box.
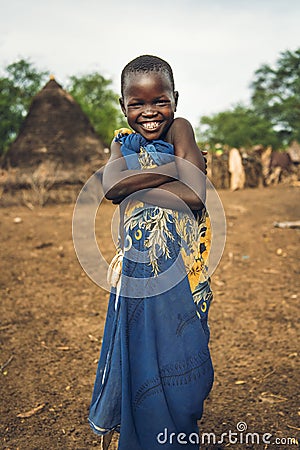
[68,73,126,146]
[0,59,49,155]
[198,105,279,149]
[197,48,300,148]
[251,48,300,144]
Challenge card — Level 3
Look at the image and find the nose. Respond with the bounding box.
[142,104,158,117]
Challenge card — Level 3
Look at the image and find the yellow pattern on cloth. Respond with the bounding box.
[175,209,211,293]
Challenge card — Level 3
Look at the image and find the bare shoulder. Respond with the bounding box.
[169,117,194,133]
[166,117,196,145]
[165,117,204,170]
[171,117,194,130]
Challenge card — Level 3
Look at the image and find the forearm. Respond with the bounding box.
[103,162,178,200]
[136,180,205,211]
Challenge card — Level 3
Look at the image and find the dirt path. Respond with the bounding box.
[1,185,299,449]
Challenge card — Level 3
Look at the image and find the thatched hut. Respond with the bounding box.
[7,77,106,172]
[1,77,108,205]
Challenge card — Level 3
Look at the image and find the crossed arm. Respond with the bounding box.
[102,118,206,210]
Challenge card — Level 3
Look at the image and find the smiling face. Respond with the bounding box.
[120,71,178,140]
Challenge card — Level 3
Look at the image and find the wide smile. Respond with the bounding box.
[139,121,162,132]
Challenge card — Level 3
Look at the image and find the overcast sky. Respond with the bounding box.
[1,0,299,127]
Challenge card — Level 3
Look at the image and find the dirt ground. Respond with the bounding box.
[1,185,299,450]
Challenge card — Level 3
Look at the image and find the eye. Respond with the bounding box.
[156,99,169,106]
[128,102,143,108]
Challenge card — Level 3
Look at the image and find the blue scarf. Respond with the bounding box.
[115,132,175,169]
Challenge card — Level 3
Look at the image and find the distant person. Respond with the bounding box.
[89,55,214,450]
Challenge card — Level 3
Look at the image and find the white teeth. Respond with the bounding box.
[142,122,160,130]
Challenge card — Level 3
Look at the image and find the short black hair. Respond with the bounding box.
[121,55,175,96]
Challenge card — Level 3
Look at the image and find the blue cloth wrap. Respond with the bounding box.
[88,133,214,450]
[116,132,175,169]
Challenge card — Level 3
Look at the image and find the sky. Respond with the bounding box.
[0,0,299,127]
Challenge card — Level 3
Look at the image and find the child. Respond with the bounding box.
[89,55,213,450]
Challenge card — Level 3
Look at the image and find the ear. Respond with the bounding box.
[119,97,127,117]
[174,91,179,111]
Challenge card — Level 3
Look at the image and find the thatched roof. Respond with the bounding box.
[7,77,106,169]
